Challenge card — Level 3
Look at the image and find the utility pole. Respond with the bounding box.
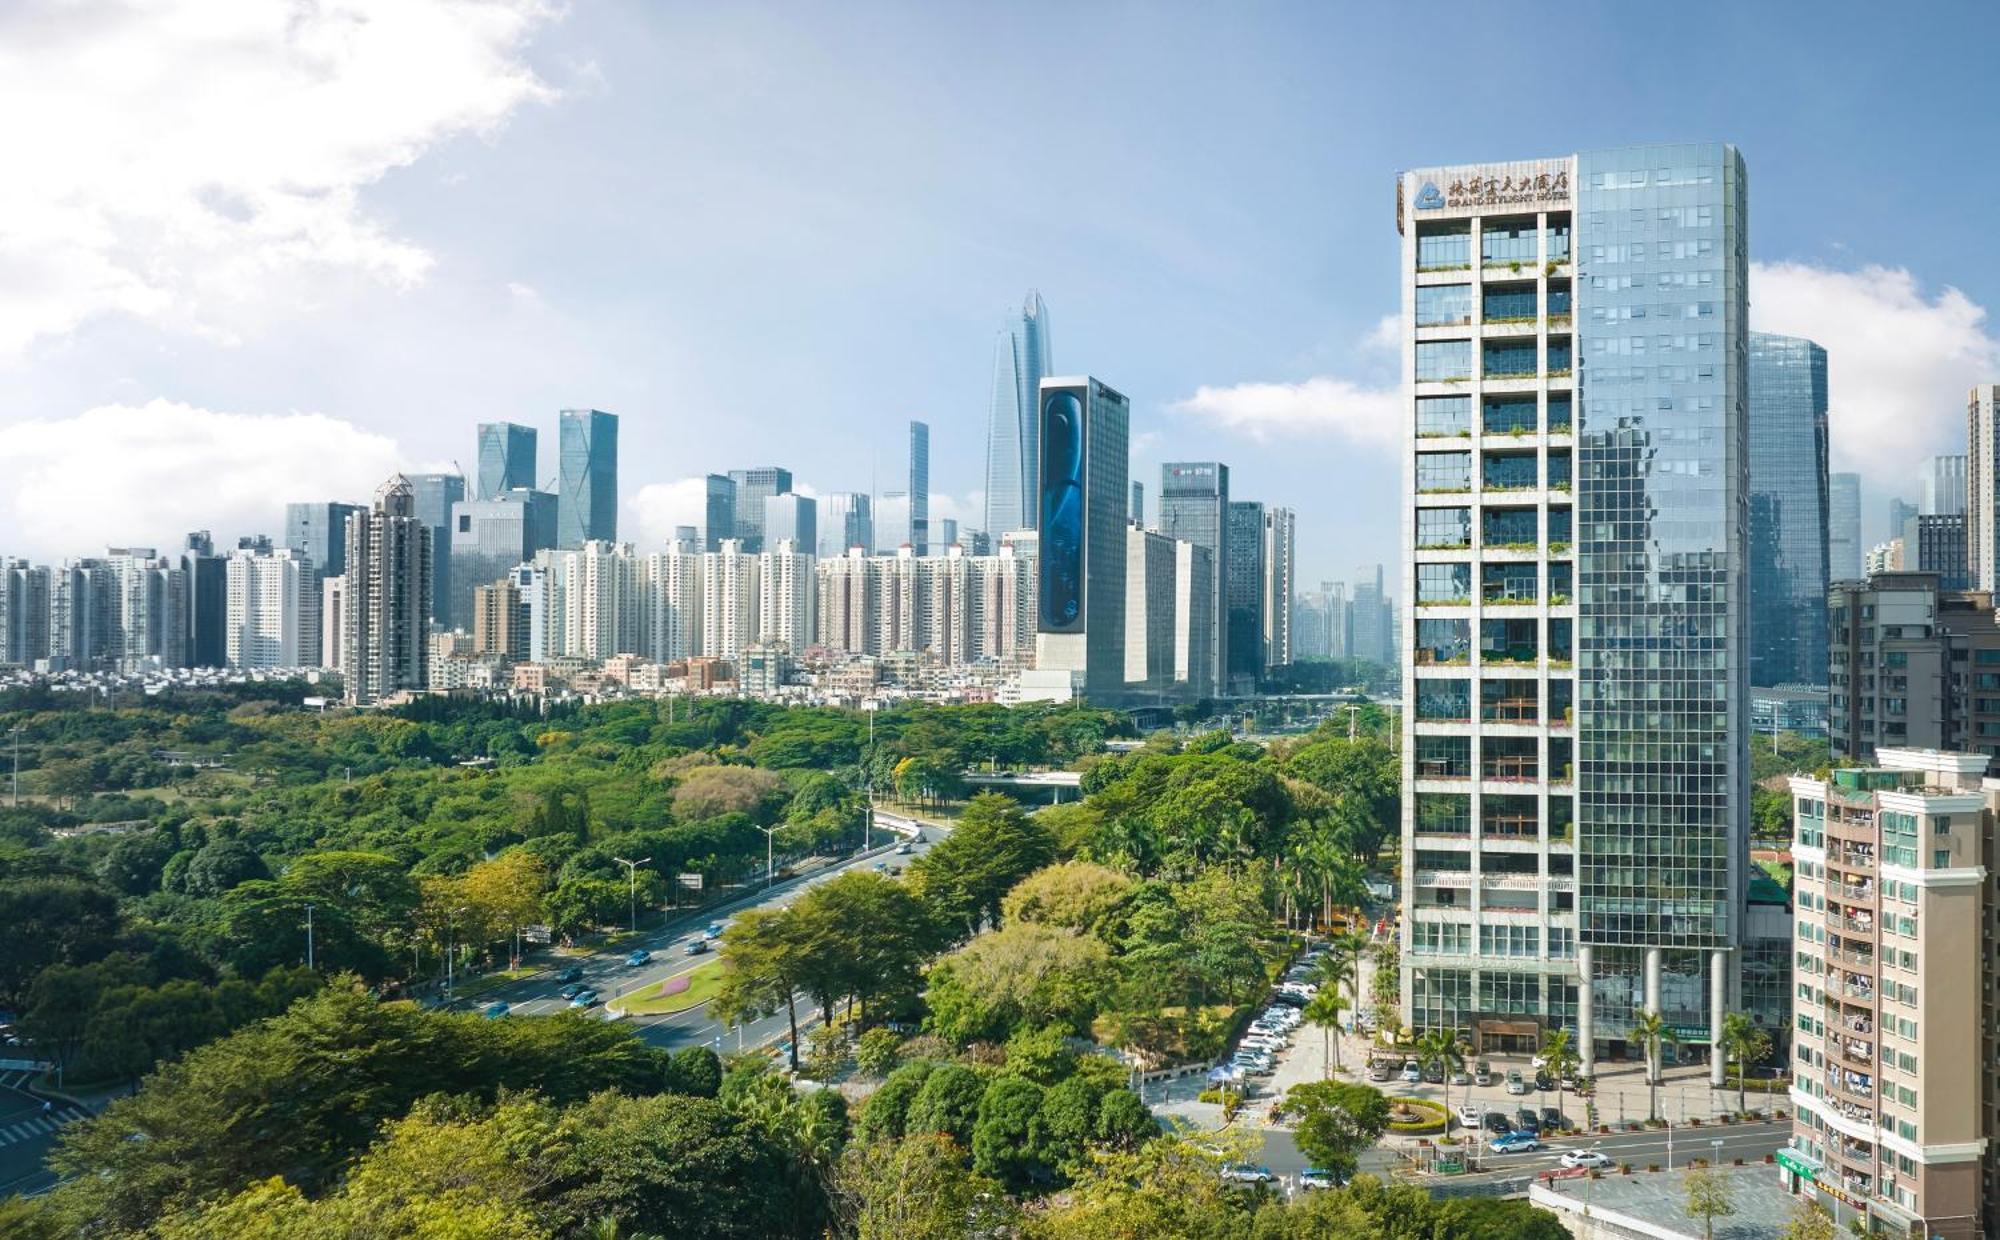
[446,905,467,994]
[613,856,651,932]
[304,902,316,970]
[9,726,19,807]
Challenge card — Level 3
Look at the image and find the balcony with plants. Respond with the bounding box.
[1416,282,1473,330]
[1480,679,1539,724]
[1479,216,1538,275]
[1481,506,1540,555]
[1415,394,1472,440]
[1480,735,1539,783]
[1415,221,1470,274]
[1481,395,1539,440]
[1415,735,1472,782]
[1416,679,1472,724]
[1545,337,1573,379]
[1546,394,1573,437]
[1482,450,1539,494]
[1415,793,1473,839]
[1415,451,1472,495]
[1413,617,1470,667]
[1480,617,1540,667]
[1482,339,1539,381]
[1415,506,1472,552]
[1416,563,1471,609]
[1480,282,1539,333]
[1480,793,1540,841]
[1546,281,1572,328]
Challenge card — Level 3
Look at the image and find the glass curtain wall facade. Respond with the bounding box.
[1830,472,1862,581]
[1573,144,1748,1075]
[1398,144,1747,1076]
[556,409,618,548]
[985,291,1052,537]
[1224,501,1266,696]
[1159,463,1230,689]
[476,422,537,499]
[1747,332,1830,689]
[909,421,930,555]
[728,467,793,553]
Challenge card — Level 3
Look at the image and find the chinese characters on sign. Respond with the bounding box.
[1429,166,1571,211]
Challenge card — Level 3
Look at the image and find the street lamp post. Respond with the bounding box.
[757,825,780,889]
[304,902,315,971]
[613,856,651,932]
[446,904,468,994]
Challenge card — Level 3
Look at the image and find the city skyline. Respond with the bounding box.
[7,7,2000,583]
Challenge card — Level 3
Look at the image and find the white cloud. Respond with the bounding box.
[1751,262,1999,489]
[626,477,713,546]
[0,401,406,557]
[1170,375,1402,448]
[0,0,558,357]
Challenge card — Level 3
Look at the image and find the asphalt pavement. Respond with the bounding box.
[0,1071,83,1199]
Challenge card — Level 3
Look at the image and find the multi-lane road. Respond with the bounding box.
[0,1070,86,1200]
[473,811,943,1058]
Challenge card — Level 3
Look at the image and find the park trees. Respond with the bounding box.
[1285,1081,1391,1183]
[907,792,1055,937]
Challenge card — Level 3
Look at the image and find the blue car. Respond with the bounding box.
[1489,1131,1541,1154]
[626,949,652,967]
[704,922,726,940]
[481,1001,509,1019]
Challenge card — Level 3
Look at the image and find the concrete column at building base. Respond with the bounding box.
[1709,948,1727,1088]
[1643,946,1661,1015]
[1575,944,1594,1078]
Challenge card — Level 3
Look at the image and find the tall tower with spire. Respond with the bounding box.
[984,291,1051,538]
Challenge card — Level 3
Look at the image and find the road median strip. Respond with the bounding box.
[612,960,726,1016]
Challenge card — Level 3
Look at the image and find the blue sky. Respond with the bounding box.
[3,1,1998,585]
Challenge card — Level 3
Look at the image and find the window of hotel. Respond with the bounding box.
[1483,561,1539,604]
[1483,452,1538,492]
[1417,283,1473,327]
[1547,338,1572,374]
[1483,284,1537,323]
[1549,618,1573,662]
[1415,618,1470,664]
[1417,221,1470,271]
[1483,340,1538,379]
[1547,284,1572,317]
[1413,921,1471,954]
[1417,452,1472,493]
[1416,680,1471,721]
[1417,507,1471,549]
[1417,339,1472,382]
[1548,508,1571,547]
[1416,794,1471,834]
[1483,396,1538,436]
[1481,618,1539,665]
[1548,452,1572,491]
[1417,563,1471,605]
[1548,563,1572,602]
[1482,217,1538,267]
[1546,218,1571,261]
[1480,973,1540,1014]
[1416,735,1470,778]
[1416,395,1471,437]
[1547,394,1571,432]
[1480,924,1540,958]
[1483,507,1538,549]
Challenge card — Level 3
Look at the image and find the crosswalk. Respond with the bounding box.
[0,1071,37,1090]
[0,1106,87,1148]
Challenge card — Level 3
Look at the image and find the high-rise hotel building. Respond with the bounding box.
[1398,144,1748,1078]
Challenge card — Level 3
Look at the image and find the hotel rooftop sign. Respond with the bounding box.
[1400,158,1572,231]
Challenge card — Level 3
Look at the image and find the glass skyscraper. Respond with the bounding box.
[909,420,930,555]
[285,500,363,578]
[703,474,736,553]
[556,409,618,549]
[1829,472,1862,581]
[1224,500,1266,694]
[1747,332,1829,688]
[1159,462,1230,688]
[406,472,465,629]
[984,291,1052,537]
[1398,144,1748,1080]
[476,422,537,499]
[727,467,792,553]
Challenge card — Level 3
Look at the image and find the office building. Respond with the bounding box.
[225,546,319,668]
[937,518,959,552]
[341,476,433,705]
[471,577,527,661]
[908,420,930,555]
[1831,473,1863,581]
[1125,526,1178,688]
[1970,387,2000,592]
[1747,331,1831,689]
[1914,514,1969,590]
[764,493,818,557]
[1920,454,1967,517]
[1223,501,1265,694]
[180,531,227,668]
[1294,580,1347,661]
[1130,482,1144,528]
[477,422,537,500]
[448,488,557,628]
[285,500,363,577]
[984,290,1053,538]
[1786,749,1989,1239]
[557,409,618,548]
[818,492,873,559]
[1828,572,2000,765]
[1398,144,1747,1071]
[1033,376,1130,697]
[1263,506,1296,670]
[728,467,793,553]
[406,472,464,630]
[1174,541,1217,698]
[1159,462,1230,688]
[704,475,737,553]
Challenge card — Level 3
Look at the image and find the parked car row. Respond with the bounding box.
[1230,1003,1303,1077]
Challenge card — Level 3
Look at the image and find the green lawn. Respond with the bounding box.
[617,961,725,1015]
[450,966,540,1000]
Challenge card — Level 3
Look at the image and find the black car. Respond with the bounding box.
[555,966,584,984]
[1421,1064,1445,1084]
[1269,990,1306,1009]
[1483,1112,1512,1135]
[1513,1108,1541,1135]
[1540,1107,1566,1131]
[1534,1070,1555,1092]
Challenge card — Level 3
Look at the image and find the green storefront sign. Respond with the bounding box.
[1775,1148,1818,1183]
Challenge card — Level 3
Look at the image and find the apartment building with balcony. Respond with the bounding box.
[1828,572,2000,768]
[1786,749,1989,1239]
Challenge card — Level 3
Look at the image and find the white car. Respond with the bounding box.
[1400,1061,1422,1084]
[1560,1149,1615,1170]
[1454,1103,1481,1129]
[1220,1163,1274,1184]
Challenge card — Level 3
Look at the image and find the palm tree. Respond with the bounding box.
[1628,1011,1678,1122]
[1327,929,1372,1025]
[1538,1027,1579,1091]
[1303,990,1348,1078]
[1312,953,1354,1013]
[1416,1027,1467,1124]
[1719,1012,1773,1116]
